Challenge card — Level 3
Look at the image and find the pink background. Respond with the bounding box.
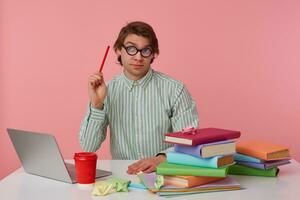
[1,0,300,179]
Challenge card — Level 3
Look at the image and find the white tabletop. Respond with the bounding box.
[1,159,300,200]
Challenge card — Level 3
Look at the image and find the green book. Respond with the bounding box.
[156,162,228,177]
[228,164,279,177]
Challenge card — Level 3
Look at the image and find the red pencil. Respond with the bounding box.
[99,45,110,72]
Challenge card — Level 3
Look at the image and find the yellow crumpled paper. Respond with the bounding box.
[92,178,130,196]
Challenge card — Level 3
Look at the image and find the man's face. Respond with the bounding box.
[117,34,154,80]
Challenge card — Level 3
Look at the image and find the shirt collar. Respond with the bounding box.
[122,68,153,91]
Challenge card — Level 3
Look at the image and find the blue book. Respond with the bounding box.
[236,159,291,170]
[166,151,234,168]
[234,153,263,163]
[174,140,235,158]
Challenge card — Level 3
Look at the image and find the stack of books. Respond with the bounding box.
[228,140,291,177]
[141,127,242,196]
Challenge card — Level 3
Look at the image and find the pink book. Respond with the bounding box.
[164,127,241,146]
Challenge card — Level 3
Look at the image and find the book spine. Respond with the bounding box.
[264,160,291,168]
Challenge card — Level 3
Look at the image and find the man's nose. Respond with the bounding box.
[134,51,143,60]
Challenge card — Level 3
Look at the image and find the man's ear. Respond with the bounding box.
[150,54,157,64]
[116,49,121,56]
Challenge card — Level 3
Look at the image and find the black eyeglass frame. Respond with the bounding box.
[122,44,153,58]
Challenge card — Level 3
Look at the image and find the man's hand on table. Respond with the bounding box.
[127,154,166,174]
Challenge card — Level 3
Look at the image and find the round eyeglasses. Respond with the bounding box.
[122,45,153,58]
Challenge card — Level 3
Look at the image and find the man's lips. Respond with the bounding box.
[131,64,144,67]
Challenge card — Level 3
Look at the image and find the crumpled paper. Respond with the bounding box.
[92,178,130,196]
[136,172,164,191]
[154,174,164,189]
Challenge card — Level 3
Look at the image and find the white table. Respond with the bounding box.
[1,160,300,200]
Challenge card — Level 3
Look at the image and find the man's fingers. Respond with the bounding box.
[127,160,147,174]
[138,163,152,172]
[90,75,103,85]
[127,157,162,174]
[89,78,99,88]
[131,163,151,174]
[91,73,104,81]
[128,161,142,171]
[89,76,104,88]
[91,74,103,80]
[143,165,156,173]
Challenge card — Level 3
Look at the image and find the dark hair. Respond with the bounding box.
[113,21,159,65]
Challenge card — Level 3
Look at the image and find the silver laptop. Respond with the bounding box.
[7,128,112,183]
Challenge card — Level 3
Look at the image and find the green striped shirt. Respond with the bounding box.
[79,68,199,159]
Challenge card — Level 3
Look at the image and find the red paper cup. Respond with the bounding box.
[74,152,97,184]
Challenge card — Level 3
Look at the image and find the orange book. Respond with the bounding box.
[236,140,290,161]
[163,175,225,188]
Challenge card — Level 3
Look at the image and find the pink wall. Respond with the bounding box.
[1,0,300,179]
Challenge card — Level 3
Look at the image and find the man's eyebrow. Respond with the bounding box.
[124,42,136,45]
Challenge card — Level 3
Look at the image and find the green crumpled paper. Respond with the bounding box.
[92,178,130,196]
[154,175,164,189]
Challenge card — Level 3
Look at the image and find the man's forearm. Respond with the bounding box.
[79,104,108,152]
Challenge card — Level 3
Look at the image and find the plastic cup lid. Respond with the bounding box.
[74,152,98,160]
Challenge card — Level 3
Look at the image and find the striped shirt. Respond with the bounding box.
[79,68,199,160]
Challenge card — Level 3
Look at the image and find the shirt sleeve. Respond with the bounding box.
[156,147,174,156]
[156,84,199,156]
[79,102,109,152]
[170,84,199,132]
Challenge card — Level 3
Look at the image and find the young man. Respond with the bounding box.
[79,21,199,174]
